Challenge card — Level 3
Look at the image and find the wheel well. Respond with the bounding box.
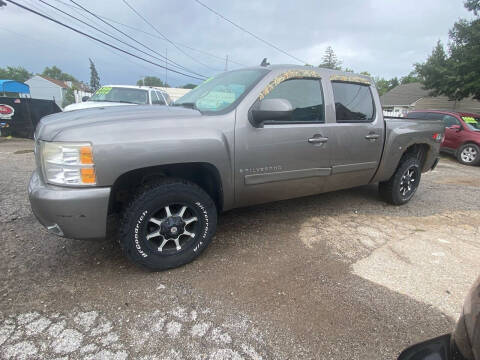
[108,163,224,215]
[401,143,429,168]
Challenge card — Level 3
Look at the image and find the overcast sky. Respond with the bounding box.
[0,0,473,87]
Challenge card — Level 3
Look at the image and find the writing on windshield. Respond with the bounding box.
[175,69,269,113]
[90,87,148,105]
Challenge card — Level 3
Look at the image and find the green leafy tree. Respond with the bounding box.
[62,87,76,107]
[182,83,197,89]
[400,70,420,84]
[137,76,169,87]
[416,2,480,100]
[42,66,77,82]
[319,46,342,70]
[465,0,480,14]
[373,77,401,96]
[89,58,100,91]
[0,66,33,82]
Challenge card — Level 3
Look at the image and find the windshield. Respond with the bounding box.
[462,116,480,131]
[90,87,148,105]
[175,69,269,113]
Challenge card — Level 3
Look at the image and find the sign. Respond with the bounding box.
[0,104,14,120]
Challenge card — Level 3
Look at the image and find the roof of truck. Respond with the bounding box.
[99,85,167,92]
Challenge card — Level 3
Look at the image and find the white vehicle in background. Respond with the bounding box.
[63,85,172,111]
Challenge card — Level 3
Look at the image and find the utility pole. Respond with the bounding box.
[225,54,228,71]
[165,48,168,87]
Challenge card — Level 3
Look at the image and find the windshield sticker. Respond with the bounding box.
[330,75,371,85]
[462,116,478,124]
[95,87,112,95]
[196,91,236,110]
[259,70,321,100]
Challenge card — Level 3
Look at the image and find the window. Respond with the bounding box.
[332,82,374,122]
[407,112,429,119]
[442,115,460,127]
[163,92,172,105]
[90,87,148,104]
[462,116,480,131]
[175,69,269,113]
[263,78,324,123]
[152,91,165,105]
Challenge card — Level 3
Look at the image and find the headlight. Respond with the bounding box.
[40,141,96,186]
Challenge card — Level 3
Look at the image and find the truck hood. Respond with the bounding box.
[36,105,201,141]
[63,101,137,112]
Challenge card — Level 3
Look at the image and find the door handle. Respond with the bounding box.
[308,136,328,144]
[365,134,380,140]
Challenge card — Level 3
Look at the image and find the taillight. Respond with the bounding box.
[432,133,443,142]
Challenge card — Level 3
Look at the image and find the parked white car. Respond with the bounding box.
[63,85,172,111]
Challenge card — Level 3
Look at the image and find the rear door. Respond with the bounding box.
[325,80,385,190]
[234,74,333,207]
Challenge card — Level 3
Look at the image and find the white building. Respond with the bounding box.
[25,75,92,108]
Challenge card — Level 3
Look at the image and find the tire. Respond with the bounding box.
[456,143,480,166]
[379,157,422,205]
[119,179,217,271]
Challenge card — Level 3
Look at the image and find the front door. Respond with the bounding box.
[234,75,332,207]
[440,114,462,150]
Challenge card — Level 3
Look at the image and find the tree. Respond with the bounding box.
[415,2,480,100]
[42,66,77,82]
[137,76,169,87]
[416,41,457,98]
[62,87,76,108]
[400,70,420,84]
[0,66,32,82]
[465,0,480,15]
[319,46,342,70]
[181,83,197,89]
[89,58,100,91]
[374,76,400,96]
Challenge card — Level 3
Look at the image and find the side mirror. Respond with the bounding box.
[450,124,462,132]
[251,98,293,127]
[82,96,90,102]
[397,335,451,360]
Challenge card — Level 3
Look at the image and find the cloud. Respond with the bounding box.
[0,0,474,86]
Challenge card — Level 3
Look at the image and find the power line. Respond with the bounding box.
[68,0,207,79]
[37,0,193,75]
[4,0,206,81]
[52,0,247,68]
[193,0,306,64]
[121,0,220,72]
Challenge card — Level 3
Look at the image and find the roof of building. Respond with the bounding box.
[380,82,430,106]
[0,80,30,94]
[36,75,92,92]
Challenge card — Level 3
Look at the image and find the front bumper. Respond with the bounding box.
[28,170,111,240]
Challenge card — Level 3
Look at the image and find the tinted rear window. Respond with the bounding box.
[332,82,374,122]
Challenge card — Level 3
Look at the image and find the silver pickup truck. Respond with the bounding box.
[28,65,444,270]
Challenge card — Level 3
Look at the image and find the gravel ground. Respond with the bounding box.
[0,137,479,360]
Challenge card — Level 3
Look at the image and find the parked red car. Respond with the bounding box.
[408,110,480,165]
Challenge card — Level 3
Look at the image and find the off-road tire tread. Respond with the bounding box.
[379,156,421,205]
[119,178,217,271]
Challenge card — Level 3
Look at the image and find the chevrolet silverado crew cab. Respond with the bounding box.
[29,65,444,270]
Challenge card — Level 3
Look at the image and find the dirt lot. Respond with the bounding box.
[0,137,479,360]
